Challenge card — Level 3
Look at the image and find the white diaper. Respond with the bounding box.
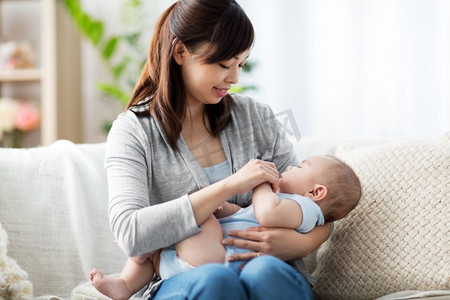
[159,245,252,280]
[159,247,196,280]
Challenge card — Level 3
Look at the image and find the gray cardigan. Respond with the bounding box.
[105,93,315,285]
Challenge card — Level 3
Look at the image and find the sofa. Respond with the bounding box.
[0,133,448,300]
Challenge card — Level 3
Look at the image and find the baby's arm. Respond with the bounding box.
[252,183,303,229]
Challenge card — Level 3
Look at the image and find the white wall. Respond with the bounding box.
[239,0,450,141]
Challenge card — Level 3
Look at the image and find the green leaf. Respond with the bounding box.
[102,36,120,60]
[63,0,78,15]
[102,120,113,133]
[128,0,141,8]
[243,61,256,73]
[64,0,104,46]
[123,32,141,47]
[89,21,104,46]
[97,83,131,107]
[229,85,257,94]
[112,57,131,79]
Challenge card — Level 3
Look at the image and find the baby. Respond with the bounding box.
[90,155,361,300]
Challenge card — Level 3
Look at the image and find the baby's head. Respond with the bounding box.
[279,155,361,222]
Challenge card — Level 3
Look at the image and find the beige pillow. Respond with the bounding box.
[312,132,450,300]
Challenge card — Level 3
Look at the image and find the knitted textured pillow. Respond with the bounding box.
[312,132,450,300]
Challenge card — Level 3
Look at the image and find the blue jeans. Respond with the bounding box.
[152,256,314,300]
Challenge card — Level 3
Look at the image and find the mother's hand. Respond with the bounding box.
[222,227,299,262]
[222,224,332,262]
[225,159,280,195]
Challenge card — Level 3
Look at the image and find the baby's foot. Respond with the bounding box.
[90,268,133,300]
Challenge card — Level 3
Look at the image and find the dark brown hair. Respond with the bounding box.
[126,0,254,150]
[320,156,362,222]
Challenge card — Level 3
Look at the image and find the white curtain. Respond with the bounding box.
[238,0,450,140]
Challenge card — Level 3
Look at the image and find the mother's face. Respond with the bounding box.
[173,41,250,106]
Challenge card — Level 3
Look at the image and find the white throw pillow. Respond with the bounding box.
[312,132,450,300]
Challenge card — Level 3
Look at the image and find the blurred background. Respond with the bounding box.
[0,0,449,147]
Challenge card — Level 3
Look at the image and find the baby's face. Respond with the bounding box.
[279,156,331,196]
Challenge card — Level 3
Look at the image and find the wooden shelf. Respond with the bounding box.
[0,68,41,82]
[0,0,82,146]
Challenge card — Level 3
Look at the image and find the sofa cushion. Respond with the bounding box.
[312,132,450,300]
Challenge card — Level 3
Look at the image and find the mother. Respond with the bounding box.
[105,0,331,299]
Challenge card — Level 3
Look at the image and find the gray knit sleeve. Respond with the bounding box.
[256,101,299,172]
[105,112,200,257]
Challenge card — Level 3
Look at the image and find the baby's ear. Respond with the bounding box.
[308,184,328,201]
